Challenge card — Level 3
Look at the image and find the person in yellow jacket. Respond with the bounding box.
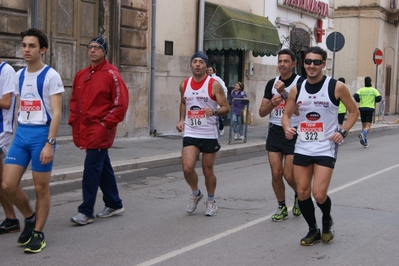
[353,76,382,147]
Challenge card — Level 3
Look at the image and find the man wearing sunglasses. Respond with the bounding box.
[259,49,305,222]
[282,46,359,246]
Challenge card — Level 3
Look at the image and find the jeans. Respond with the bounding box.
[231,114,243,135]
[78,149,123,218]
[218,116,224,130]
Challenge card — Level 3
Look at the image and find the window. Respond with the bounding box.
[165,41,173,55]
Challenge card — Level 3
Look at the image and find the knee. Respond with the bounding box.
[2,181,15,195]
[202,167,214,178]
[182,165,195,176]
[313,192,326,203]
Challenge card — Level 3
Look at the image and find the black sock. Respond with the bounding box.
[317,196,332,222]
[25,213,35,223]
[298,197,318,231]
[278,200,286,207]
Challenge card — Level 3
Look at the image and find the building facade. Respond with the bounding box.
[1,1,396,138]
[334,0,399,115]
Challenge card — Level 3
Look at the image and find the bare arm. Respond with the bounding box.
[40,93,62,164]
[205,81,230,117]
[0,93,13,109]
[176,82,186,132]
[337,83,359,132]
[259,96,283,117]
[281,86,298,139]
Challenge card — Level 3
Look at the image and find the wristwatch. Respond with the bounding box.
[281,91,289,100]
[338,129,348,138]
[47,138,56,145]
[213,109,218,116]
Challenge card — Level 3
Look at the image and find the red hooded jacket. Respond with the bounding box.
[68,59,129,149]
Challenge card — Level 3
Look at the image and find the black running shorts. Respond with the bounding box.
[266,123,296,155]
[183,137,221,153]
[293,153,336,169]
[359,109,374,123]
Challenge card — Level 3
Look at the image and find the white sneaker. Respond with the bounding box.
[240,134,245,140]
[71,213,94,225]
[186,191,203,213]
[205,201,217,216]
[96,207,125,218]
[234,133,239,139]
[219,129,224,136]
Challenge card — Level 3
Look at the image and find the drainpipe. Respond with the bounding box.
[33,0,38,28]
[197,0,205,51]
[150,0,156,136]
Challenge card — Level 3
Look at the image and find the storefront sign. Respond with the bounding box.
[277,0,329,18]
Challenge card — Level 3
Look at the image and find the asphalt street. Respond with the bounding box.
[0,128,398,265]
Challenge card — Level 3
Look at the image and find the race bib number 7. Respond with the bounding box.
[187,109,207,126]
[20,100,43,122]
[298,121,325,141]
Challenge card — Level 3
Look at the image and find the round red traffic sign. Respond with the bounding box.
[373,49,383,65]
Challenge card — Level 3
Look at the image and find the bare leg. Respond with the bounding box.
[31,171,51,232]
[2,164,34,219]
[0,160,17,218]
[181,146,201,191]
[201,152,217,196]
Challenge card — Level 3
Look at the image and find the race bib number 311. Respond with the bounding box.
[187,109,207,126]
[298,121,325,141]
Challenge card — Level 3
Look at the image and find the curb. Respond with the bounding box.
[20,124,399,189]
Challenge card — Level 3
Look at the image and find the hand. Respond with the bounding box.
[284,127,297,140]
[176,121,184,132]
[40,144,54,165]
[203,107,213,117]
[329,132,344,144]
[274,80,286,94]
[271,95,284,107]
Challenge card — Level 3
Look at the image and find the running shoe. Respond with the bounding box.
[96,207,125,218]
[292,197,302,217]
[205,201,217,216]
[186,191,203,213]
[71,213,94,225]
[364,140,369,148]
[322,219,334,243]
[300,229,321,246]
[358,133,366,146]
[24,232,46,253]
[17,218,35,246]
[219,129,224,136]
[0,218,20,234]
[271,205,288,222]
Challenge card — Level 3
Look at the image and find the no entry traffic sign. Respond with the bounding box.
[373,49,383,65]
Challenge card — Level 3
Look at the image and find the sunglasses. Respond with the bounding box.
[304,59,324,66]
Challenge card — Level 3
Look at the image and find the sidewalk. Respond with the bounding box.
[20,115,399,188]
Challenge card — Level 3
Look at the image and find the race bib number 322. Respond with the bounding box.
[187,109,207,126]
[298,121,325,141]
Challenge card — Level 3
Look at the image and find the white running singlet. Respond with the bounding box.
[269,75,301,127]
[183,76,219,139]
[15,65,64,125]
[295,76,339,158]
[0,62,16,133]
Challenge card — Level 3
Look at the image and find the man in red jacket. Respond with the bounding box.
[69,37,129,225]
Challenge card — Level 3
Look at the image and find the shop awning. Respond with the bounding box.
[204,2,281,57]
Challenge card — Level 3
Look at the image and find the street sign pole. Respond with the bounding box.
[332,32,337,78]
[372,48,383,123]
[326,32,345,78]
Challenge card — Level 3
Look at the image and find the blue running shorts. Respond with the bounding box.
[5,124,55,172]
